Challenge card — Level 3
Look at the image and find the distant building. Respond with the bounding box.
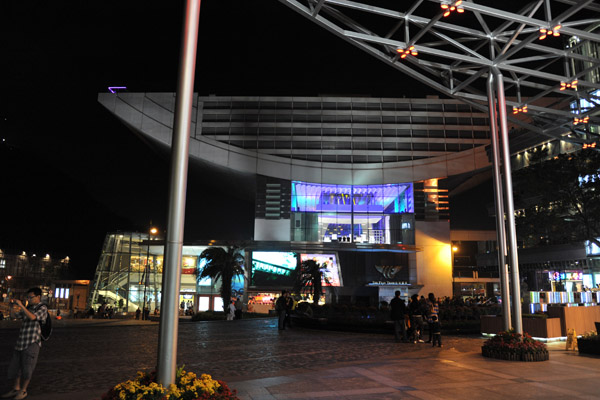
[0,248,71,306]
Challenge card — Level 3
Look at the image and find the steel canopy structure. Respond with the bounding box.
[278,0,600,333]
[278,0,600,146]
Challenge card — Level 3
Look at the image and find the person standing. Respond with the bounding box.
[275,291,287,330]
[284,293,294,329]
[1,287,48,400]
[234,297,243,320]
[430,315,442,347]
[227,300,236,321]
[409,294,424,343]
[425,293,439,343]
[389,291,408,342]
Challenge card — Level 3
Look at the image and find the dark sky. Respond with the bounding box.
[0,1,488,278]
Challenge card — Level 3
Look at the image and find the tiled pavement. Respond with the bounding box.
[0,318,598,399]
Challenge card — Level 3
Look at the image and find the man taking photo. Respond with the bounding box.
[1,287,48,400]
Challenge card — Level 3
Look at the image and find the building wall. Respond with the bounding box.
[414,220,452,298]
[254,219,291,241]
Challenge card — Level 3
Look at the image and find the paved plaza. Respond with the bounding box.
[0,318,599,399]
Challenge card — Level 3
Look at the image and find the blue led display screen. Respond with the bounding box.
[291,182,413,213]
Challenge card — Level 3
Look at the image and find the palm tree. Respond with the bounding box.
[293,259,330,304]
[197,246,245,312]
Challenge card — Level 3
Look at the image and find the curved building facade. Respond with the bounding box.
[98,93,491,184]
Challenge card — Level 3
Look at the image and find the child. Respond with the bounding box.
[431,315,442,347]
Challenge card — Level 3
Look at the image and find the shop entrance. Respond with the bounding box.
[179,293,195,315]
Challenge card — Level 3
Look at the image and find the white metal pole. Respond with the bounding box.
[486,73,511,331]
[493,69,523,334]
[157,0,201,386]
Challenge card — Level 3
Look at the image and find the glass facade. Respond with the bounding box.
[89,234,224,313]
[290,181,415,244]
[198,96,490,164]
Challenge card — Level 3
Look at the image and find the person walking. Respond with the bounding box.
[1,287,48,400]
[389,291,408,342]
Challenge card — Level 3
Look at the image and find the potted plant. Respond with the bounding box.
[482,330,549,361]
[101,366,239,400]
[578,331,600,355]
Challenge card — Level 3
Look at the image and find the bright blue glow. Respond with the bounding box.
[571,89,599,114]
[196,258,212,286]
[291,181,413,213]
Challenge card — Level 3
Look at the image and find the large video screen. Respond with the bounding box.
[300,253,342,287]
[251,252,298,287]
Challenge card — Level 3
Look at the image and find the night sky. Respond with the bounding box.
[1,1,491,278]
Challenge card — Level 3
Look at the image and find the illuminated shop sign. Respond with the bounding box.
[253,260,293,276]
[250,252,344,288]
[299,254,342,287]
[251,251,298,286]
[291,181,413,214]
[548,271,583,281]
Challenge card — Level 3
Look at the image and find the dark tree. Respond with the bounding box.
[197,246,245,311]
[513,148,600,248]
[293,259,330,303]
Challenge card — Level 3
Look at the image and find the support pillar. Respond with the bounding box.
[493,68,523,334]
[487,73,511,331]
[157,0,201,386]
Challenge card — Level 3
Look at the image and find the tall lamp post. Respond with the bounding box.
[141,227,158,320]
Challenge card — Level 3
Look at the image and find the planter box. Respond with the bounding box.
[481,315,561,338]
[482,347,549,361]
[578,338,600,355]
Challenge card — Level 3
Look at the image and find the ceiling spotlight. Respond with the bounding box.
[512,105,528,114]
[441,0,464,17]
[560,79,578,91]
[539,24,561,40]
[573,116,589,125]
[396,46,418,59]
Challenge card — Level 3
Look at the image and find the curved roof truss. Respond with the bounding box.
[278,0,600,147]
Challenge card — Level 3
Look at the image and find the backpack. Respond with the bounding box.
[36,304,52,341]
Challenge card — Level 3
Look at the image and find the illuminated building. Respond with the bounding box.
[95,93,504,309]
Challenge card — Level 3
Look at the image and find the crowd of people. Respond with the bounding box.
[390,292,442,347]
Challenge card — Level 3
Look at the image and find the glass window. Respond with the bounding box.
[198,297,210,311]
[214,297,224,312]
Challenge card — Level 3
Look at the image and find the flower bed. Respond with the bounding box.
[578,331,600,356]
[101,366,239,400]
[482,330,549,362]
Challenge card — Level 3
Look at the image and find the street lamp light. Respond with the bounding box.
[142,227,158,320]
[6,275,12,300]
